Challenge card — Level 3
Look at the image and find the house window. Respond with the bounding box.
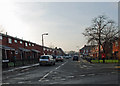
[8,38,12,44]
[20,41,22,44]
[115,41,118,47]
[86,50,88,53]
[43,48,46,51]
[15,50,18,54]
[14,40,17,43]
[25,42,28,46]
[32,44,34,46]
[0,35,2,40]
[29,43,31,46]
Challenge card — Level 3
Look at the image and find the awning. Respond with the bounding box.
[19,47,30,52]
[0,45,15,50]
[31,49,40,53]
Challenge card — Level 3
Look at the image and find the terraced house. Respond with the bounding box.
[0,33,65,68]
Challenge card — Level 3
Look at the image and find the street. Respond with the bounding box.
[2,58,119,84]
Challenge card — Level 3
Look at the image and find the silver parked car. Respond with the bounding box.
[39,55,55,66]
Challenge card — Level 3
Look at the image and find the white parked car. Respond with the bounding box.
[39,55,55,66]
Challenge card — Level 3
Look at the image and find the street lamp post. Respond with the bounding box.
[42,33,48,55]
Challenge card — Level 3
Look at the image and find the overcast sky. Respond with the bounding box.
[0,1,118,52]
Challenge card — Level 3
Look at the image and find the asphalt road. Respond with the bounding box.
[2,58,119,84]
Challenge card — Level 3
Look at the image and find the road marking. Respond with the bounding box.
[61,79,66,81]
[39,61,68,82]
[18,81,25,84]
[55,61,68,70]
[44,80,50,82]
[56,66,61,70]
[83,65,87,67]
[68,76,74,78]
[39,71,51,82]
[80,75,85,77]
[111,72,116,74]
[52,77,61,79]
[2,83,10,84]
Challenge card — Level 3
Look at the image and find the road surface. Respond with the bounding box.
[2,58,119,84]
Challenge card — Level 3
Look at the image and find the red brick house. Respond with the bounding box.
[0,33,65,67]
[112,37,120,60]
[79,45,95,57]
[0,33,43,65]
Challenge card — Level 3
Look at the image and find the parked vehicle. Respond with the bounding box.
[52,55,56,59]
[39,55,55,66]
[56,56,64,62]
[73,55,79,61]
[65,56,70,59]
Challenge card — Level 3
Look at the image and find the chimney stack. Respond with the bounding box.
[6,32,7,35]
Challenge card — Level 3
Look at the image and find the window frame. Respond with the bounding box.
[20,41,23,44]
[25,42,28,46]
[0,35,2,40]
[8,38,12,44]
[14,39,17,43]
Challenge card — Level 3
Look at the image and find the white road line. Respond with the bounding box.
[18,82,25,84]
[80,75,85,77]
[39,61,68,82]
[39,72,51,82]
[56,66,61,70]
[2,83,10,84]
[55,61,67,70]
[83,65,87,67]
[111,72,116,74]
[61,78,66,81]
[50,82,58,84]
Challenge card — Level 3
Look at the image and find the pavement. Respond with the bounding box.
[2,63,40,74]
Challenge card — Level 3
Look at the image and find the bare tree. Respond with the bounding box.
[83,15,119,59]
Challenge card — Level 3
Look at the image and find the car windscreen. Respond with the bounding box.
[74,56,78,58]
[40,56,49,59]
[57,56,61,58]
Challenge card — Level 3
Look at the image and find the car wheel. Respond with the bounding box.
[53,62,55,65]
[39,63,42,66]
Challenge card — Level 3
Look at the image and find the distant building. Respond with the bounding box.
[79,45,95,57]
[90,45,103,59]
